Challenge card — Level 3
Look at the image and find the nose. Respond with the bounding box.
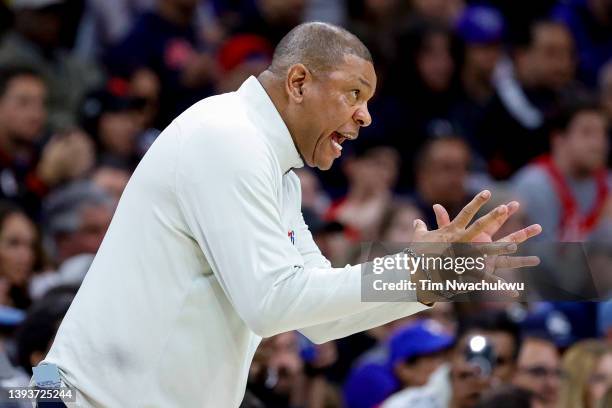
[354,103,372,127]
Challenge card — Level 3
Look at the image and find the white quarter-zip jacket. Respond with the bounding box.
[41,76,429,407]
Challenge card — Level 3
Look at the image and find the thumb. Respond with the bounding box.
[413,219,428,233]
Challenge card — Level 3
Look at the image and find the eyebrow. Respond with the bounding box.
[357,76,373,91]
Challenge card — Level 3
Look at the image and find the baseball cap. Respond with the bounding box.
[217,34,273,73]
[10,0,65,10]
[388,319,454,366]
[343,362,398,408]
[520,303,574,347]
[456,5,505,44]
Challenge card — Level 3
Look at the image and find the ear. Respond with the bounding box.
[286,64,311,104]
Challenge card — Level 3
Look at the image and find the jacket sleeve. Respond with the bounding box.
[292,210,429,344]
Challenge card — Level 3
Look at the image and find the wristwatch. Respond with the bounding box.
[403,246,455,300]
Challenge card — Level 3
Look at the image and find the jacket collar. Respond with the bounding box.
[237,76,304,173]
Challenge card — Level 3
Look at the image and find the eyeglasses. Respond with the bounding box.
[518,366,565,379]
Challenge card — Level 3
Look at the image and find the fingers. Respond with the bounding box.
[452,190,491,229]
[413,219,428,234]
[479,242,518,256]
[433,204,451,228]
[461,205,508,242]
[495,255,540,269]
[497,224,543,244]
[481,273,519,298]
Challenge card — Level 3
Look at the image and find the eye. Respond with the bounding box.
[350,89,360,101]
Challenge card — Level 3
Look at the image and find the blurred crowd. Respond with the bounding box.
[0,0,611,407]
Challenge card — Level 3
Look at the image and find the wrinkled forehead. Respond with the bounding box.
[320,54,377,92]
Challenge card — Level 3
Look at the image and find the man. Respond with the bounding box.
[43,181,114,265]
[512,98,610,241]
[477,20,577,179]
[0,66,94,219]
[324,144,400,240]
[553,0,612,87]
[413,135,472,229]
[459,310,522,385]
[0,0,103,131]
[452,5,504,139]
[512,337,562,408]
[389,319,454,389]
[106,0,216,127]
[38,22,540,407]
[382,332,493,408]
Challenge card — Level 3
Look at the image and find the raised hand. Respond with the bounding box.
[410,190,542,304]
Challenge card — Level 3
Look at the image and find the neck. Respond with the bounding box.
[258,71,303,160]
[158,0,192,27]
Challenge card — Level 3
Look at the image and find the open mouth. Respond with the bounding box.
[330,131,348,158]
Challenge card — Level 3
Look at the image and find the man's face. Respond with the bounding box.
[0,75,47,145]
[451,354,492,408]
[417,139,470,207]
[466,43,502,81]
[558,111,608,175]
[396,351,448,387]
[290,54,376,170]
[513,338,561,408]
[529,24,575,90]
[486,331,517,384]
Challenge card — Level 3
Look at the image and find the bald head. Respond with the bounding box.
[268,22,373,76]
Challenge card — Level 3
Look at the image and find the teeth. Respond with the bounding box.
[332,140,343,151]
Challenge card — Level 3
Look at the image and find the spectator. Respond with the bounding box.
[43,181,113,265]
[559,339,612,408]
[378,201,423,243]
[477,20,578,179]
[296,168,330,219]
[382,332,493,408]
[91,163,130,205]
[342,319,453,408]
[601,61,612,122]
[599,300,612,342]
[512,336,562,408]
[347,0,410,83]
[0,305,30,408]
[80,84,146,170]
[413,135,472,229]
[598,385,612,408]
[452,5,504,141]
[233,0,307,46]
[459,310,522,385]
[387,20,462,173]
[0,201,42,310]
[0,66,95,219]
[409,0,465,26]
[474,385,536,408]
[388,319,454,389]
[14,286,76,374]
[74,0,155,58]
[512,98,610,241]
[325,145,399,241]
[0,0,103,131]
[106,0,217,127]
[214,33,273,94]
[312,221,350,268]
[553,0,612,87]
[247,331,305,408]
